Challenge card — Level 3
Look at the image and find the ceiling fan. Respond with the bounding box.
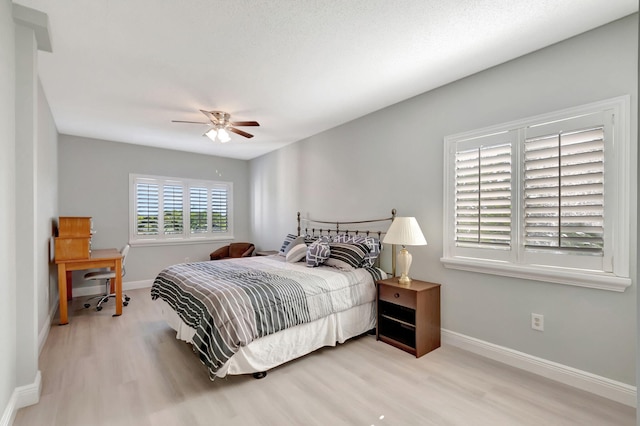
[172,110,260,143]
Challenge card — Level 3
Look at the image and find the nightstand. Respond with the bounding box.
[376,277,441,358]
[255,250,278,256]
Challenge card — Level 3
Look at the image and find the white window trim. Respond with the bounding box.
[129,173,234,246]
[441,96,631,292]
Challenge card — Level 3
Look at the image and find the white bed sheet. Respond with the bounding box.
[157,297,376,377]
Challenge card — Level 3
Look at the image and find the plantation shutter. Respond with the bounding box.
[524,117,605,252]
[190,187,208,233]
[136,182,159,235]
[163,184,183,235]
[211,187,228,232]
[455,142,512,247]
[131,174,233,243]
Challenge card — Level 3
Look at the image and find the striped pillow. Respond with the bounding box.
[325,242,370,270]
[332,235,381,267]
[304,235,321,246]
[278,234,298,256]
[286,243,307,263]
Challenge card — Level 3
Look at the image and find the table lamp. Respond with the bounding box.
[383,217,427,285]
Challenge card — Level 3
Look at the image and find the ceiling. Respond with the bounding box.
[14,0,638,160]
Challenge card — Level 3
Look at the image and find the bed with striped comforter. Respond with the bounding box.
[151,256,384,378]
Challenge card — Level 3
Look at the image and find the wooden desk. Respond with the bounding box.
[56,248,123,325]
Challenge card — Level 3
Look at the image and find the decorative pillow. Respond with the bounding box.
[306,237,331,267]
[325,242,370,270]
[332,235,381,267]
[278,234,297,256]
[285,235,305,255]
[286,243,307,263]
[304,235,319,246]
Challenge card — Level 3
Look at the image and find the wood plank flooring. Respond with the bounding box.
[15,288,635,425]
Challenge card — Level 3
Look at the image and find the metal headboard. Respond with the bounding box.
[297,209,397,276]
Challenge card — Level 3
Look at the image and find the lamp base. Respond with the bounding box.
[397,247,413,286]
[398,273,412,285]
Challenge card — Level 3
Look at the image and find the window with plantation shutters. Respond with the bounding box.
[190,187,208,234]
[211,187,228,232]
[524,126,604,252]
[455,143,512,248]
[130,174,233,244]
[136,183,159,235]
[163,184,184,235]
[442,96,630,292]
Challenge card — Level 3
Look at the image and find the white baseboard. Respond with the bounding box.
[15,371,41,409]
[72,279,154,297]
[442,329,636,407]
[123,279,154,291]
[38,296,59,355]
[0,371,42,426]
[0,391,17,426]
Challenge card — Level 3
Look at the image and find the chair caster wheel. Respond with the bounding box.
[252,371,267,379]
[84,303,90,309]
[125,296,131,301]
[123,301,128,306]
[96,306,103,311]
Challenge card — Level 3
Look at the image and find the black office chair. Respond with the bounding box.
[83,244,131,311]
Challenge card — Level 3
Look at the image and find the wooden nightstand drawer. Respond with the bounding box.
[379,285,416,309]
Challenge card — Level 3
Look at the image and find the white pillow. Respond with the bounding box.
[286,243,307,263]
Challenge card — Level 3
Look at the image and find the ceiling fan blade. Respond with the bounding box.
[228,127,254,138]
[230,121,260,127]
[172,120,209,124]
[199,109,219,123]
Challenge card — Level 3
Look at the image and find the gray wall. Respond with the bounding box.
[57,135,252,284]
[250,15,638,384]
[1,3,58,418]
[15,4,59,398]
[36,80,58,335]
[0,0,16,417]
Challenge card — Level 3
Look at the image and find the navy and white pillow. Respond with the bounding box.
[332,234,381,267]
[325,242,371,270]
[304,235,320,246]
[279,234,298,256]
[306,237,331,267]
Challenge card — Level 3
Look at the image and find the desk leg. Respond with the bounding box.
[113,258,122,317]
[66,271,73,301]
[57,263,69,325]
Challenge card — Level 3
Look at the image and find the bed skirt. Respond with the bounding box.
[157,298,376,377]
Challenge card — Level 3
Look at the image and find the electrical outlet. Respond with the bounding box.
[531,313,544,331]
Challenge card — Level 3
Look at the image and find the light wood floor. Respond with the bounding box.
[15,288,635,426]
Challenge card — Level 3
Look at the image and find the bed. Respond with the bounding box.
[151,210,397,379]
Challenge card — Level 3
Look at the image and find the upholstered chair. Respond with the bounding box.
[210,242,255,260]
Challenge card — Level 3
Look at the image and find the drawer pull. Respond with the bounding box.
[394,293,400,298]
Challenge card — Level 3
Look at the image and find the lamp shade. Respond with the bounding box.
[217,128,231,143]
[205,128,218,141]
[383,217,427,246]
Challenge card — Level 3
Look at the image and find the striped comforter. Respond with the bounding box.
[151,256,384,378]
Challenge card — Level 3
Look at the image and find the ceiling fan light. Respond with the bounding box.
[205,128,218,141]
[217,128,231,143]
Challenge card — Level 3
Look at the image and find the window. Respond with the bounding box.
[129,174,233,245]
[455,140,513,249]
[442,96,631,291]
